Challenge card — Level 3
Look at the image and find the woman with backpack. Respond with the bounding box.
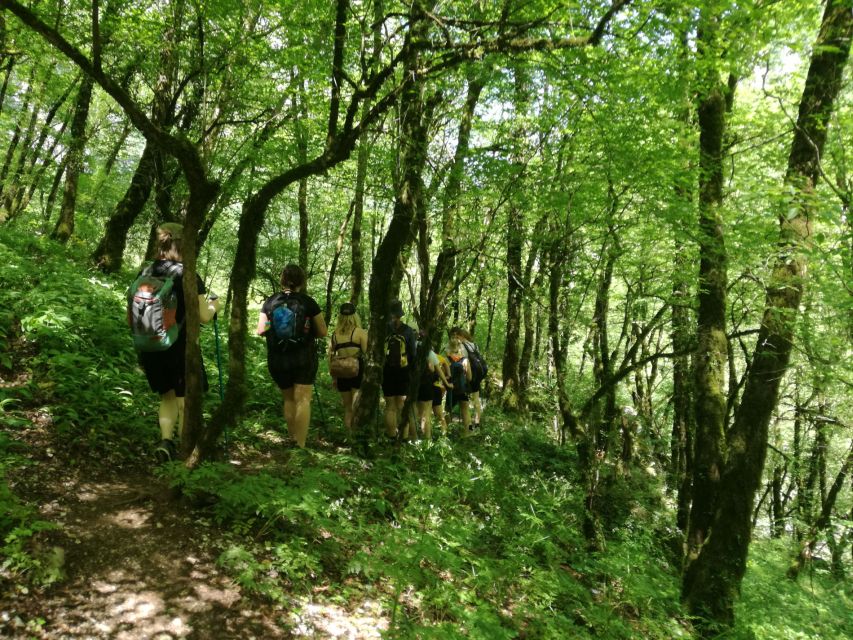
[445,335,473,436]
[413,333,451,441]
[448,327,485,430]
[328,302,367,433]
[131,223,222,463]
[256,264,327,448]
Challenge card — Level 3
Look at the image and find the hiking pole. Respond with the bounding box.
[313,384,327,431]
[211,295,227,453]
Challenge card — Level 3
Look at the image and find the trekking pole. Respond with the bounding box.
[211,296,227,452]
[313,384,327,431]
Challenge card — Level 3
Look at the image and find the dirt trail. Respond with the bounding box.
[0,436,387,639]
[1,446,293,639]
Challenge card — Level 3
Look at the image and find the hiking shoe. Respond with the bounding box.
[155,439,176,463]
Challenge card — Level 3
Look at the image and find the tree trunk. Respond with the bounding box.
[788,440,853,579]
[684,6,729,568]
[351,3,431,445]
[91,142,157,271]
[591,231,618,456]
[682,1,853,629]
[350,108,370,307]
[51,74,93,242]
[672,246,694,531]
[0,66,34,217]
[9,79,77,218]
[519,216,546,409]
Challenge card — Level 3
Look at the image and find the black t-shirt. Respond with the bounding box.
[141,260,206,340]
[261,290,322,350]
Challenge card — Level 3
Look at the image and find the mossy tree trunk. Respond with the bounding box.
[91,142,158,271]
[50,74,93,242]
[684,5,729,568]
[351,1,431,443]
[501,66,529,412]
[682,1,853,630]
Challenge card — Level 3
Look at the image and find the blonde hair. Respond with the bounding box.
[334,312,361,336]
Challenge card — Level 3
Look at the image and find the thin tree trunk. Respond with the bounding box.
[51,75,93,242]
[788,440,853,579]
[91,142,157,271]
[683,2,853,629]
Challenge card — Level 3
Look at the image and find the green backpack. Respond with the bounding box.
[127,263,183,352]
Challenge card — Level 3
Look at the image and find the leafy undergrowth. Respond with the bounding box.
[730,539,853,640]
[168,425,689,639]
[2,227,851,639]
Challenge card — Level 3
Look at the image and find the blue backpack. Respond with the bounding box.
[269,293,311,351]
[449,355,468,395]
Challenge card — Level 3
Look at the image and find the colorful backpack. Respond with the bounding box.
[269,293,312,351]
[127,262,183,352]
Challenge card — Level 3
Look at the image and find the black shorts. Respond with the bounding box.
[417,381,434,403]
[139,343,209,397]
[446,388,469,408]
[432,386,444,407]
[382,366,409,397]
[268,346,318,390]
[336,360,363,392]
[468,377,482,393]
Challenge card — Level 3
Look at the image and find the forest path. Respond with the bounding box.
[0,424,386,639]
[1,435,293,639]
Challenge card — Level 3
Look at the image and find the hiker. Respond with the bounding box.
[257,264,327,448]
[413,338,450,440]
[432,349,451,436]
[382,299,417,439]
[328,301,367,433]
[130,222,222,462]
[445,334,473,435]
[448,327,486,429]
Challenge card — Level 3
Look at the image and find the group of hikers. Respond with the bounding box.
[128,223,487,462]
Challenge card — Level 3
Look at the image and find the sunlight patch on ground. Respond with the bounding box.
[290,598,388,639]
[107,508,152,529]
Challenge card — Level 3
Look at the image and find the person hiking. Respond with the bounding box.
[448,326,486,430]
[256,264,327,448]
[130,222,222,463]
[432,349,451,436]
[413,339,451,440]
[382,299,417,439]
[328,301,367,433]
[445,334,473,436]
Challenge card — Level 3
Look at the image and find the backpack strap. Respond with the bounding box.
[334,328,361,352]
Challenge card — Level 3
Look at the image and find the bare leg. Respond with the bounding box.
[470,391,482,425]
[384,396,404,438]
[460,401,471,436]
[290,384,313,447]
[432,403,447,436]
[158,391,178,440]
[416,401,432,440]
[340,390,354,432]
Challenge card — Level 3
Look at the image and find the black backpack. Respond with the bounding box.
[385,332,408,368]
[268,293,311,351]
[465,341,488,385]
